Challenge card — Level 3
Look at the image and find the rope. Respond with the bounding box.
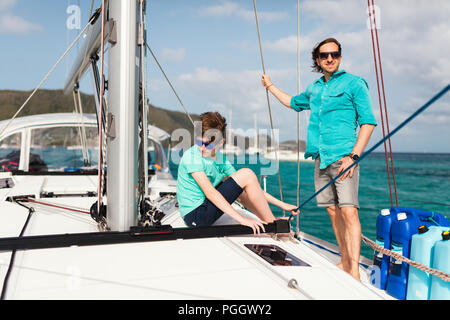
[76,88,91,165]
[361,235,450,282]
[0,202,34,300]
[138,0,149,199]
[252,0,285,216]
[146,43,195,127]
[18,197,90,215]
[291,83,450,215]
[367,0,398,207]
[295,0,301,236]
[72,88,90,165]
[97,0,106,214]
[0,10,100,139]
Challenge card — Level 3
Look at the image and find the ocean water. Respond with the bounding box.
[169,152,450,259]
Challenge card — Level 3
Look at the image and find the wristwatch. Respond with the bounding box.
[349,153,360,161]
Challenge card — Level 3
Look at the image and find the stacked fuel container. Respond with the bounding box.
[372,207,450,300]
[407,226,450,300]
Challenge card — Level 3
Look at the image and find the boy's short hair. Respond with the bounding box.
[199,111,227,142]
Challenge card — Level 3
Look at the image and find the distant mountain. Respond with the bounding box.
[0,89,199,144]
[279,139,306,152]
[0,89,97,119]
[0,89,300,148]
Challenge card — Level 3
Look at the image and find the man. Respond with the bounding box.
[261,38,377,280]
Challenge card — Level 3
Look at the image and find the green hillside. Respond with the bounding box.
[0,89,97,119]
[0,89,199,141]
[0,89,290,148]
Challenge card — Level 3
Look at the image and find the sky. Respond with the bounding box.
[0,0,449,153]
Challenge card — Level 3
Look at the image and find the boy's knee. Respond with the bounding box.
[239,168,256,178]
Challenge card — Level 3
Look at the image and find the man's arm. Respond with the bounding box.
[262,74,311,112]
[351,124,376,157]
[337,124,375,180]
[262,74,292,108]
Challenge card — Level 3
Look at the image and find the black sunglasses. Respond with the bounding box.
[319,51,341,60]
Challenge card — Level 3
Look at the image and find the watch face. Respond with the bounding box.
[352,154,359,161]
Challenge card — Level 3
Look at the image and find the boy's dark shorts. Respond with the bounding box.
[183,177,243,227]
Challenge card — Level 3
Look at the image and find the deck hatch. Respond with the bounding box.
[244,244,311,267]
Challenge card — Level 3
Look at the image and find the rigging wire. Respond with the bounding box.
[146,43,195,127]
[97,0,106,214]
[76,88,91,165]
[295,0,301,237]
[0,9,101,139]
[17,198,90,215]
[367,0,398,207]
[72,88,90,165]
[138,0,149,201]
[252,0,285,216]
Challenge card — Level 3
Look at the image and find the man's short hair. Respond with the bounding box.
[311,38,342,73]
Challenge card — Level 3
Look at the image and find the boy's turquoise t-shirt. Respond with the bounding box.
[176,146,236,218]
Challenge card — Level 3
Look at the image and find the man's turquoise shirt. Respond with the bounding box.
[290,70,377,169]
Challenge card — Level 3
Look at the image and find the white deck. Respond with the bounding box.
[0,174,393,300]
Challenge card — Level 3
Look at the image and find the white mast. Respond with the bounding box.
[106,0,140,231]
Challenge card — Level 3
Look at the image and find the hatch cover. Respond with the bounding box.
[244,244,311,267]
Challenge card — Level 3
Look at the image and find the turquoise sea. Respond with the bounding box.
[169,152,450,259]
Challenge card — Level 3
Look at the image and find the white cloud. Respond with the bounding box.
[0,0,43,35]
[197,0,289,23]
[302,0,366,26]
[176,67,296,130]
[0,14,43,35]
[0,0,15,12]
[149,0,449,150]
[197,1,239,17]
[261,0,450,149]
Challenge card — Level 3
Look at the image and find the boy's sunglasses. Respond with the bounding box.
[195,137,217,150]
[319,51,341,60]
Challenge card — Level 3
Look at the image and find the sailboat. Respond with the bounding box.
[246,114,262,155]
[0,0,418,300]
[221,109,243,156]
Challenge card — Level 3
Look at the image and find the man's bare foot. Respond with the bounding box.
[349,269,361,281]
[337,261,344,270]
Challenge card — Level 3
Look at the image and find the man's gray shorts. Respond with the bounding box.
[314,157,360,209]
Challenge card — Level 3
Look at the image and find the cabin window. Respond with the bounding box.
[0,132,22,172]
[29,126,98,172]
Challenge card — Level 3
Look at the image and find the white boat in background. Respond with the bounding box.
[222,144,242,156]
[264,148,314,163]
[0,0,394,301]
[246,146,261,155]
